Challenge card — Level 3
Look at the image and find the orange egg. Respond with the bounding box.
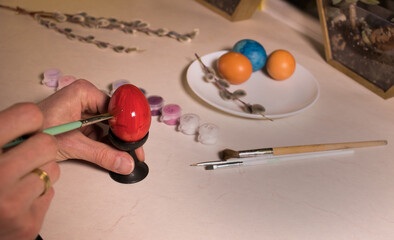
[266,49,296,81]
[217,52,253,85]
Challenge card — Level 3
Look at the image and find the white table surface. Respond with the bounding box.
[0,0,393,239]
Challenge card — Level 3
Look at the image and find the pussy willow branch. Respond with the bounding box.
[195,53,273,121]
[0,5,198,40]
[0,4,198,53]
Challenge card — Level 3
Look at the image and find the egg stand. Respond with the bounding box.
[108,129,149,184]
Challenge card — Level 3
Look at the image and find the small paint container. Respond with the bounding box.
[57,75,76,91]
[110,79,130,95]
[160,104,181,125]
[139,88,147,96]
[147,95,164,116]
[197,123,219,145]
[178,113,200,135]
[42,68,62,88]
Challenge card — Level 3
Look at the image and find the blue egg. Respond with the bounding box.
[232,39,267,72]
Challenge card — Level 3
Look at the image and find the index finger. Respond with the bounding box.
[0,133,58,186]
[0,103,43,149]
[76,79,110,115]
[37,79,110,127]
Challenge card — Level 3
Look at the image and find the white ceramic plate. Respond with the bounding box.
[186,51,320,119]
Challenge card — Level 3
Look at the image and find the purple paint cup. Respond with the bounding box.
[147,95,164,116]
[42,68,62,88]
[160,104,181,125]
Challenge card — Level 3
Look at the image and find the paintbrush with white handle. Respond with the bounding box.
[205,149,355,170]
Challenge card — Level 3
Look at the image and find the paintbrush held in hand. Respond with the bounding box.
[2,113,113,149]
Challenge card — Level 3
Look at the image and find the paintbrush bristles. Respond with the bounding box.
[221,149,240,160]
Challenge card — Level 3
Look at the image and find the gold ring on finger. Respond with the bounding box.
[31,168,51,196]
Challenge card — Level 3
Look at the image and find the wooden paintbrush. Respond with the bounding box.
[221,140,388,161]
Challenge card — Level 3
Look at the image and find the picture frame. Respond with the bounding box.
[316,0,394,99]
[196,0,261,21]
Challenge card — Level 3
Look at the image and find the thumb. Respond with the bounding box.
[56,131,135,174]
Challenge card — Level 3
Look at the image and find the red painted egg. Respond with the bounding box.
[108,84,151,142]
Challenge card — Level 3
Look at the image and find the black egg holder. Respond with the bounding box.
[108,130,149,184]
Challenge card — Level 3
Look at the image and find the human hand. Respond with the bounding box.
[37,79,145,174]
[0,103,60,240]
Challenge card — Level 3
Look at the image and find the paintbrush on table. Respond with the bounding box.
[204,149,356,170]
[221,140,388,160]
[191,140,388,169]
[2,112,113,149]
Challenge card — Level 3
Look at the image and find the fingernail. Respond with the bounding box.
[114,156,133,174]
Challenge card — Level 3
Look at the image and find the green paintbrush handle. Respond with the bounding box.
[43,121,82,135]
[2,121,82,149]
[2,113,112,149]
